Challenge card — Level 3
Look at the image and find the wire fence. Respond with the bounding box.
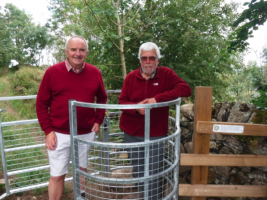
[0,118,74,199]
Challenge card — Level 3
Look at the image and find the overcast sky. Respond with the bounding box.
[1,0,266,66]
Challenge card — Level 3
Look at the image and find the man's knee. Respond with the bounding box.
[50,175,65,182]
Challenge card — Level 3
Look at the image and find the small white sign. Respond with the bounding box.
[213,124,244,133]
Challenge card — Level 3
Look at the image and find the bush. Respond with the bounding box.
[251,90,267,110]
[10,66,45,95]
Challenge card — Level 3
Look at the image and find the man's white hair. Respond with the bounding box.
[65,35,88,52]
[138,42,161,60]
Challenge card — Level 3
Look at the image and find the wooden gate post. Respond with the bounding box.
[191,87,213,200]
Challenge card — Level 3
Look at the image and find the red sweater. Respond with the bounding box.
[36,62,107,135]
[119,66,191,137]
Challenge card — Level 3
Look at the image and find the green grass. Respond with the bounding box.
[0,68,50,193]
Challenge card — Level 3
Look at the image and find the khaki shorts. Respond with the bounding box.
[47,131,96,177]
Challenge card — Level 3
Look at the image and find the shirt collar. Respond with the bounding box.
[65,59,85,74]
[140,67,157,80]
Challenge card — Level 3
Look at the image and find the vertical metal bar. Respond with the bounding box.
[175,99,181,200]
[144,108,150,200]
[98,117,103,174]
[175,98,181,129]
[0,109,10,195]
[69,100,80,199]
[103,117,110,177]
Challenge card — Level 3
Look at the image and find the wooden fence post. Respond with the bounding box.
[191,87,213,200]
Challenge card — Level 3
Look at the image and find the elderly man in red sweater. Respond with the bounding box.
[119,42,191,199]
[36,35,107,200]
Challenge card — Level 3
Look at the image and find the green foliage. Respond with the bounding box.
[251,109,267,123]
[229,0,267,52]
[0,68,39,121]
[0,3,51,67]
[133,0,239,100]
[10,66,44,95]
[222,58,260,102]
[251,90,267,110]
[0,13,14,68]
[48,0,240,100]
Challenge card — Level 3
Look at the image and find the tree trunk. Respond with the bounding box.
[116,9,127,79]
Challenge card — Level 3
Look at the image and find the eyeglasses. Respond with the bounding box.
[140,56,157,62]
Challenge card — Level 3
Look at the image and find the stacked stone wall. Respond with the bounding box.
[179,102,267,200]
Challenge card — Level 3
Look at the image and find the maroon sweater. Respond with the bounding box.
[36,62,107,135]
[119,66,191,137]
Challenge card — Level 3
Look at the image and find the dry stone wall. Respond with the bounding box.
[179,102,267,200]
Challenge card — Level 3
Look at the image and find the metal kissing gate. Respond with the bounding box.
[69,98,181,200]
[0,94,181,200]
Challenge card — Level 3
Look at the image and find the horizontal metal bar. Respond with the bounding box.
[74,130,179,148]
[7,177,73,195]
[5,144,45,153]
[109,132,124,137]
[109,165,132,171]
[78,157,178,184]
[0,95,37,101]
[0,193,7,200]
[109,150,128,156]
[0,90,121,102]
[1,119,39,127]
[106,90,121,93]
[107,111,122,116]
[73,98,181,109]
[7,165,50,176]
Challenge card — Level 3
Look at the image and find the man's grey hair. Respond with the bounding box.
[138,42,161,60]
[65,35,88,52]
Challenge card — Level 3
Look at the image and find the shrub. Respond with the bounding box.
[10,66,45,95]
[251,90,267,110]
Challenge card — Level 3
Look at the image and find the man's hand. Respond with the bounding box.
[92,123,100,134]
[46,131,57,150]
[136,99,148,115]
[147,98,157,104]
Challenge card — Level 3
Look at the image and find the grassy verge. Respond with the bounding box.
[0,68,50,196]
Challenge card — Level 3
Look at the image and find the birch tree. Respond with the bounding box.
[49,0,163,79]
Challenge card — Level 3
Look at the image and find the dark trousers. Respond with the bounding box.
[124,133,165,200]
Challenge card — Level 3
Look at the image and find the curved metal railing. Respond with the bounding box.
[69,98,181,200]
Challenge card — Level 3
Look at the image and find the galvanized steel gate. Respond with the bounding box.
[0,93,181,200]
[69,98,181,200]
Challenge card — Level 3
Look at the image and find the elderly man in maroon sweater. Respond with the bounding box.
[36,35,107,200]
[119,42,191,199]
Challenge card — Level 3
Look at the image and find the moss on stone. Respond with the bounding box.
[251,110,267,124]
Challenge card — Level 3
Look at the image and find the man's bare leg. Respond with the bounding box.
[49,174,66,200]
[80,167,87,196]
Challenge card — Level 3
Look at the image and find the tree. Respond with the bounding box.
[0,11,14,68]
[49,0,164,79]
[49,0,240,99]
[124,0,239,100]
[228,0,267,52]
[223,58,260,102]
[0,3,51,67]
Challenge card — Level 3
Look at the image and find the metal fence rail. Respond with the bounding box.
[69,98,181,200]
[0,92,180,200]
[0,91,121,199]
[0,115,74,199]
